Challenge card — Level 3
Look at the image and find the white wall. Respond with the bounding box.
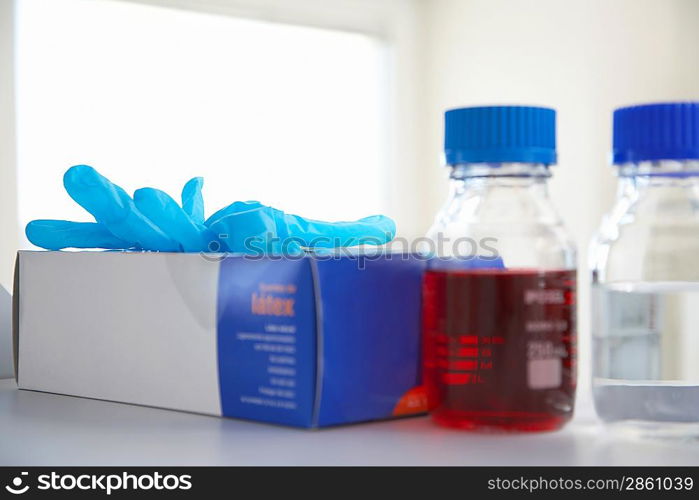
[419,0,699,405]
[0,0,16,379]
[0,0,17,291]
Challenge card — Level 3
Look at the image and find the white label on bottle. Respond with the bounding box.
[527,358,562,389]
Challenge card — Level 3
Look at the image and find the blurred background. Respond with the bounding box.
[1,0,698,406]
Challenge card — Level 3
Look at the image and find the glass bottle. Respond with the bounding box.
[422,106,577,432]
[591,102,699,436]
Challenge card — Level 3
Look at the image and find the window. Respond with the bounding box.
[15,0,389,240]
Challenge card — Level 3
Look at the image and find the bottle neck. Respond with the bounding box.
[617,159,699,179]
[447,162,551,198]
[614,160,699,201]
[438,161,559,232]
[608,160,699,229]
[449,162,550,179]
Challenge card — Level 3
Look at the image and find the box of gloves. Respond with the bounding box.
[13,250,427,427]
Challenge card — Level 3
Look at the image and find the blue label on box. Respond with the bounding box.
[313,255,425,426]
[217,257,317,427]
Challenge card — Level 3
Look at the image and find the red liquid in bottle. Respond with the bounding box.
[422,268,576,432]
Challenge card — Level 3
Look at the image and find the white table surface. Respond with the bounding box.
[1,379,697,466]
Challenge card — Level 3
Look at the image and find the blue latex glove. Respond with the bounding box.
[26,166,214,252]
[26,165,397,253]
[206,205,395,254]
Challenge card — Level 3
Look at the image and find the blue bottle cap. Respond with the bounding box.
[613,102,699,164]
[444,106,556,166]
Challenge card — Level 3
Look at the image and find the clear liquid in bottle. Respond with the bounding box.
[592,281,699,436]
